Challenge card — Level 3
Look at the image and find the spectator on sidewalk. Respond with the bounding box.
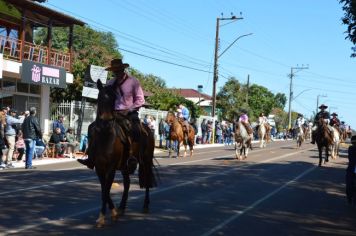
[0,108,6,169]
[15,130,25,162]
[49,127,67,158]
[201,119,207,144]
[65,127,78,158]
[22,107,42,169]
[52,115,66,136]
[158,119,165,148]
[34,138,46,159]
[150,116,156,140]
[206,120,213,144]
[5,109,22,168]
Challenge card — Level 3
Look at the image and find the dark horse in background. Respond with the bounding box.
[91,80,156,228]
[165,111,195,158]
[315,117,334,166]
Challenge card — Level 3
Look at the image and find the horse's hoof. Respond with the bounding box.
[142,207,149,214]
[111,208,119,221]
[95,213,105,228]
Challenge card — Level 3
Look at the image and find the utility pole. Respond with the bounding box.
[288,65,309,129]
[246,74,250,104]
[212,14,249,117]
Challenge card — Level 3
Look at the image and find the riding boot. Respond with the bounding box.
[77,147,95,169]
[127,137,138,174]
[311,132,316,144]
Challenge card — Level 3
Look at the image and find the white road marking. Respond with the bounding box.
[200,165,317,236]
[5,147,312,235]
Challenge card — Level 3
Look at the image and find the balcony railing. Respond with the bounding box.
[0,34,71,71]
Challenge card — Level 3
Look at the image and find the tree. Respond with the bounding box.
[34,25,121,101]
[247,84,276,119]
[274,93,287,109]
[340,0,356,57]
[216,77,245,121]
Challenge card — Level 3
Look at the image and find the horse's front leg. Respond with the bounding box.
[177,141,181,157]
[318,146,323,166]
[96,172,108,228]
[183,144,187,158]
[118,172,130,215]
[168,140,172,158]
[143,187,150,213]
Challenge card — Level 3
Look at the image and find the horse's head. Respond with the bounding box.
[165,111,176,125]
[97,79,117,120]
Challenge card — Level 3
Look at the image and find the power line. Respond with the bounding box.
[118,47,214,74]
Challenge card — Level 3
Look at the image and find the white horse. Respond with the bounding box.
[295,126,304,148]
[330,127,340,159]
[258,124,268,148]
[234,122,252,160]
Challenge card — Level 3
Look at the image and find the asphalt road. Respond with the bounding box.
[0,140,355,236]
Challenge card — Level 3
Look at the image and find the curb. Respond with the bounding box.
[5,139,288,169]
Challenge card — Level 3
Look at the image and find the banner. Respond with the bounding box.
[21,60,66,88]
[82,65,107,99]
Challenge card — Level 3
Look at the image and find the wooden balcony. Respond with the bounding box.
[0,34,71,71]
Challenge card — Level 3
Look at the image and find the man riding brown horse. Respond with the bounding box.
[176,104,190,141]
[78,59,145,172]
[311,104,332,144]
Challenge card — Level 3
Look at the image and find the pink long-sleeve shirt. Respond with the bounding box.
[107,73,145,111]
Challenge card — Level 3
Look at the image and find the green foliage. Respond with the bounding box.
[340,0,356,57]
[216,77,244,121]
[34,25,121,101]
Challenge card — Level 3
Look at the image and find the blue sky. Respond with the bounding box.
[45,0,355,127]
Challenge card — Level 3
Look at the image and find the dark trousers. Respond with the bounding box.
[17,148,25,161]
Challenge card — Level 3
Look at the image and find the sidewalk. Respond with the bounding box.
[5,139,286,169]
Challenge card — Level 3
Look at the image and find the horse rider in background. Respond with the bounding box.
[177,104,190,140]
[238,110,253,137]
[294,113,305,129]
[257,112,271,137]
[311,104,331,144]
[330,112,340,127]
[78,59,145,171]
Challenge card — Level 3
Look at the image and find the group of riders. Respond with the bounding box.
[77,59,350,171]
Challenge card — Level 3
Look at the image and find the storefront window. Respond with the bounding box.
[29,84,40,94]
[17,82,29,93]
[2,79,16,92]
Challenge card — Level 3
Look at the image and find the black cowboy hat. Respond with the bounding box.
[9,109,17,113]
[105,59,129,71]
[297,113,303,117]
[319,104,328,109]
[351,135,356,143]
[331,112,338,116]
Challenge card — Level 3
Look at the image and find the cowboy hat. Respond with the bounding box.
[318,104,328,109]
[351,135,356,143]
[105,59,129,71]
[331,112,338,116]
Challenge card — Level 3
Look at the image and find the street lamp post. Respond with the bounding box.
[287,65,309,129]
[211,14,252,143]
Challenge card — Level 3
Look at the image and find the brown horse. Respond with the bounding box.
[165,111,195,158]
[315,118,334,166]
[91,79,156,228]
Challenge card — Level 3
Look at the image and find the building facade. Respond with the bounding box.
[0,0,84,133]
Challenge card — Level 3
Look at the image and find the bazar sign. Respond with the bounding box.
[21,60,66,88]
